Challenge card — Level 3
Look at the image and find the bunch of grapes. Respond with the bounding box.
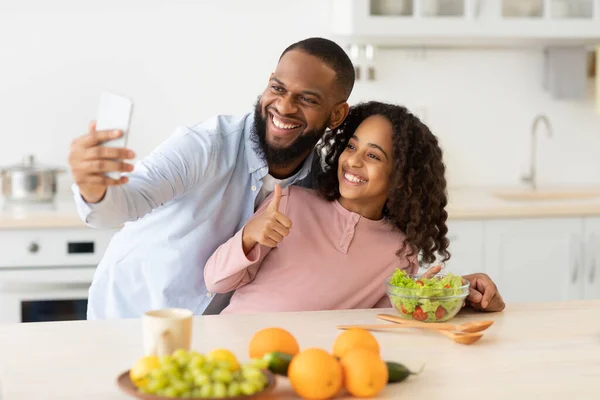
[138,349,269,398]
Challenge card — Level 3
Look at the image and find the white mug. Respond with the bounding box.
[142,308,193,356]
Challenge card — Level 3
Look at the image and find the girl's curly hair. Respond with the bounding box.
[315,101,450,265]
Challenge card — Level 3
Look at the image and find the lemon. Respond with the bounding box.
[206,349,240,371]
[130,355,160,388]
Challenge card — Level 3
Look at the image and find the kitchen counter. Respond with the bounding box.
[0,200,86,229]
[2,186,600,229]
[0,300,598,399]
[446,186,600,220]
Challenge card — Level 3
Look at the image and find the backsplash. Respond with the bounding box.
[0,0,598,199]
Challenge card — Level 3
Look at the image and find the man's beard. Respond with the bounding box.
[251,98,326,168]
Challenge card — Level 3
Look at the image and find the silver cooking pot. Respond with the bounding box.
[1,155,66,203]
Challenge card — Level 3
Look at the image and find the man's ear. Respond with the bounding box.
[328,102,349,130]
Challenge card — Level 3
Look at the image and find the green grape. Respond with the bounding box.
[145,377,168,393]
[162,386,179,398]
[203,360,217,374]
[149,368,166,380]
[232,370,243,382]
[182,369,195,383]
[160,355,174,365]
[191,388,204,398]
[173,349,192,367]
[172,348,189,359]
[249,358,269,369]
[161,363,180,378]
[190,353,206,369]
[227,382,242,397]
[212,382,227,398]
[241,365,263,381]
[193,371,210,387]
[212,368,233,384]
[216,360,232,371]
[171,379,191,394]
[198,383,213,398]
[240,381,258,396]
[180,390,193,398]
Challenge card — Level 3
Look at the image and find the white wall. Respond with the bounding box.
[1,0,598,198]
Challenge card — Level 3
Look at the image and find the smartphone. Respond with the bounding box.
[95,91,133,179]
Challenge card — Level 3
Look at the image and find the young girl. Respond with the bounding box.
[204,101,450,313]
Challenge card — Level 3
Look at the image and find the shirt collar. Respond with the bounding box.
[243,112,314,182]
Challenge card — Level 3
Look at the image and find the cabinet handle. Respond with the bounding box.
[590,234,597,283]
[28,242,40,254]
[571,235,581,284]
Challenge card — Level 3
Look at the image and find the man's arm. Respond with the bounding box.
[70,124,215,228]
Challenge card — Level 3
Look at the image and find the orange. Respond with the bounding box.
[288,348,343,400]
[332,328,380,359]
[248,327,300,359]
[340,347,388,398]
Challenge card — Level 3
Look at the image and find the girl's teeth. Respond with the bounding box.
[345,172,365,183]
[272,116,300,130]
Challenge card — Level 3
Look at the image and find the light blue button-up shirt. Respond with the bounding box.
[73,112,316,319]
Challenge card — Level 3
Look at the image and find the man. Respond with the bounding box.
[69,37,353,319]
[69,37,504,319]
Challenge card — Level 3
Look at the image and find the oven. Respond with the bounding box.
[0,227,116,324]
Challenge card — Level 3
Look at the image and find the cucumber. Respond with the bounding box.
[386,361,423,383]
[263,352,422,384]
[263,351,294,376]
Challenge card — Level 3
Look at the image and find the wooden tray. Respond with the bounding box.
[116,369,277,400]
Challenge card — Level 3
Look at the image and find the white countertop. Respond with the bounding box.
[0,300,598,399]
[446,186,600,219]
[2,186,600,230]
[0,200,87,229]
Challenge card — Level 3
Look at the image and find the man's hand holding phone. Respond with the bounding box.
[69,91,136,204]
[69,122,136,204]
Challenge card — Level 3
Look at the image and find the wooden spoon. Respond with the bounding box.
[335,323,483,345]
[437,329,483,345]
[376,313,494,333]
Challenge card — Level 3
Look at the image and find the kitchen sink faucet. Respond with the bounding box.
[522,114,553,190]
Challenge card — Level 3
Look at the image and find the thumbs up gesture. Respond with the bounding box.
[242,184,293,254]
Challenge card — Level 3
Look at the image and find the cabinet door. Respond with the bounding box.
[418,220,485,276]
[583,217,600,300]
[444,220,485,276]
[483,218,584,303]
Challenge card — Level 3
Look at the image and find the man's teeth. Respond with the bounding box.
[345,172,366,183]
[272,115,300,130]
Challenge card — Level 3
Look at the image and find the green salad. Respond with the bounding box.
[387,269,467,322]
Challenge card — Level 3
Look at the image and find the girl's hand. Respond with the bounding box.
[242,184,292,254]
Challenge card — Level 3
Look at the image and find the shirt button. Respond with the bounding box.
[206,292,212,298]
[251,185,257,191]
[261,167,266,172]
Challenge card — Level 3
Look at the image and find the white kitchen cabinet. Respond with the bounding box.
[443,220,485,276]
[583,217,600,299]
[331,0,600,47]
[417,220,484,276]
[483,218,584,303]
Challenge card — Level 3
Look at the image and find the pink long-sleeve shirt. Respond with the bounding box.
[204,186,418,314]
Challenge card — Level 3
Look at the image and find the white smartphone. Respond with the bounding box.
[95,90,133,179]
